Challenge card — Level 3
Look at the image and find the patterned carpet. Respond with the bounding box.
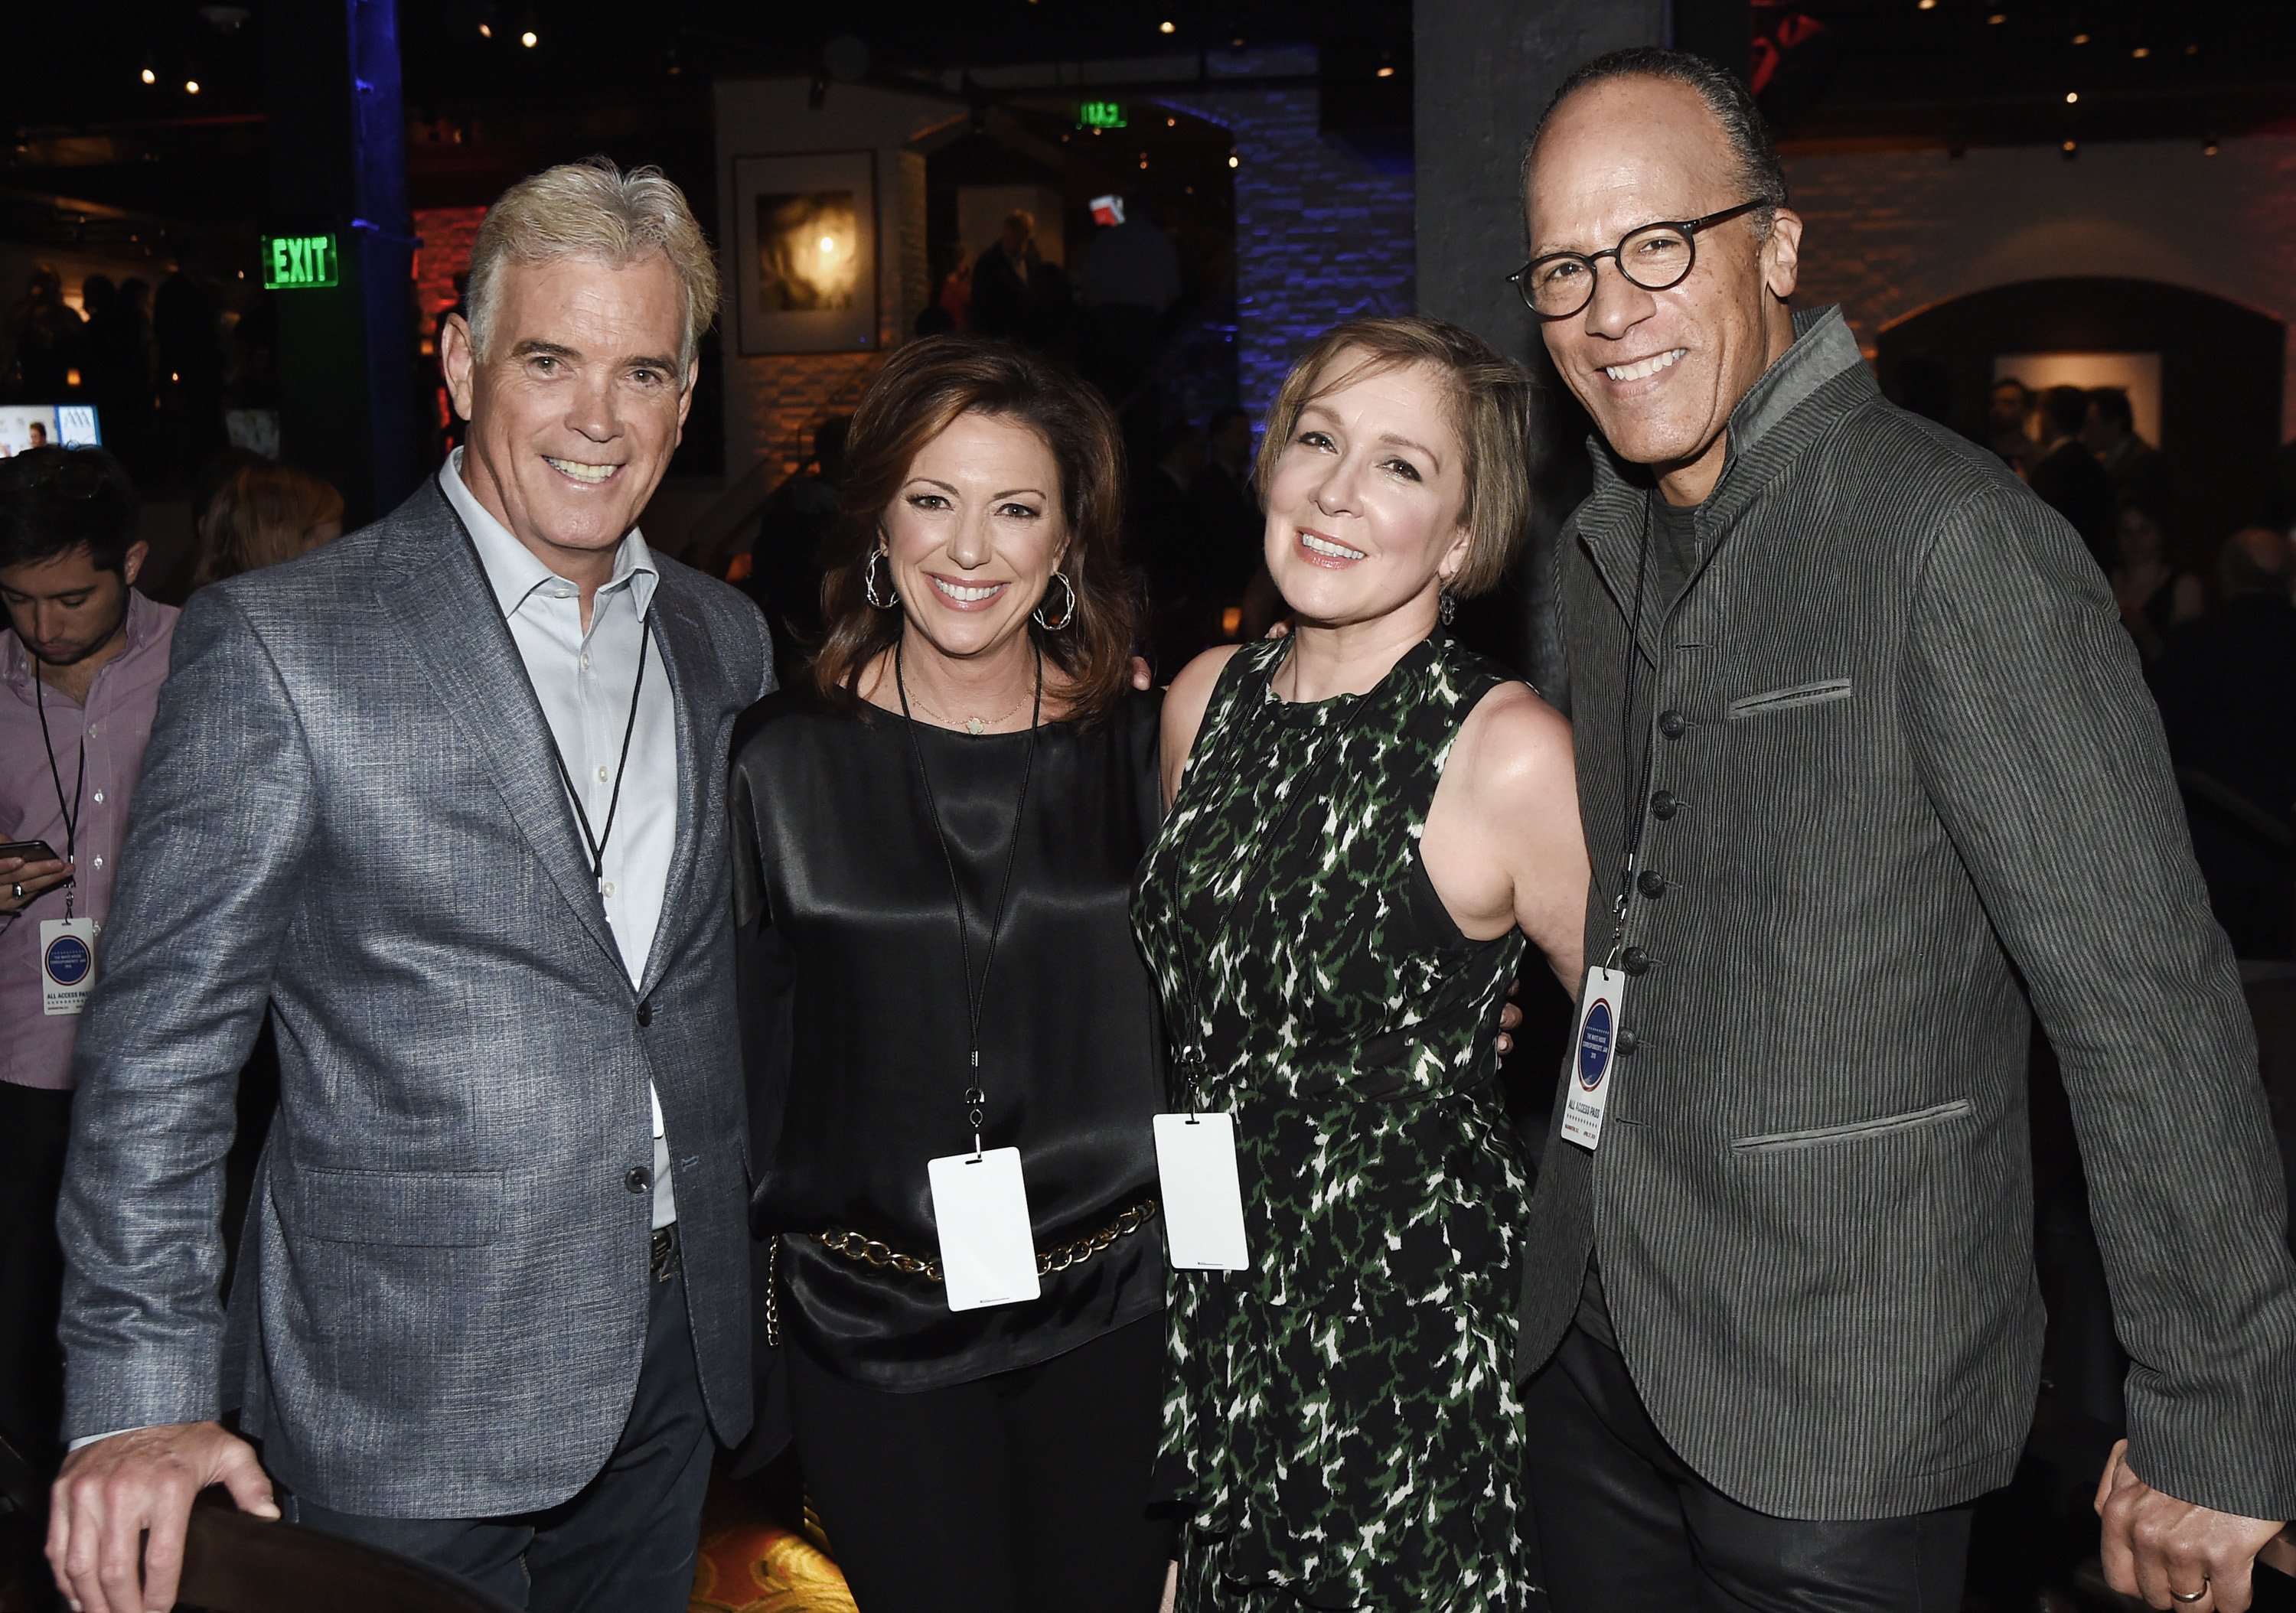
[688,1475,856,1613]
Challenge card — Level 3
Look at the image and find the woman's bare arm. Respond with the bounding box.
[1158,644,1246,810]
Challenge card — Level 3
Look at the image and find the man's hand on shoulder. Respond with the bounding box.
[2096,1439,2285,1611]
[49,1421,276,1613]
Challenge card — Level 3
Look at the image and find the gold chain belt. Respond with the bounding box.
[810,1197,1159,1286]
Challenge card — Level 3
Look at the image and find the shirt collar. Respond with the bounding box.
[3,585,165,698]
[440,448,658,621]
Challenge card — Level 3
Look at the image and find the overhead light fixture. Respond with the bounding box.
[1987,12,2007,24]
[1918,0,1935,8]
[2062,138,2078,156]
[2131,45,2149,57]
[1228,153,1239,168]
[2186,42,2199,54]
[2071,31,2089,44]
[2065,90,2078,103]
[1376,65,1395,77]
[184,79,201,93]
[1159,19,1175,33]
[140,67,156,83]
[520,29,538,47]
[2203,137,2219,155]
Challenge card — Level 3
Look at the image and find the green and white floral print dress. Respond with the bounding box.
[1133,630,1534,1611]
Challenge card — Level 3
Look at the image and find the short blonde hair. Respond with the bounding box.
[194,461,344,587]
[466,157,719,379]
[1255,315,1534,598]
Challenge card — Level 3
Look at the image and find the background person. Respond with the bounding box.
[2108,490,2203,668]
[45,158,774,1613]
[2084,386,2172,510]
[2027,381,2118,572]
[0,448,175,1602]
[191,460,345,588]
[1515,47,2296,1613]
[731,336,1172,1613]
[1134,315,1590,1610]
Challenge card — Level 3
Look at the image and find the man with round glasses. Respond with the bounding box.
[1512,46,2296,1613]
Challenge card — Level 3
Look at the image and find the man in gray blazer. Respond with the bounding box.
[1512,50,2296,1613]
[47,160,772,1613]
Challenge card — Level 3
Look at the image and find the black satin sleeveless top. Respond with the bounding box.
[729,683,1169,1389]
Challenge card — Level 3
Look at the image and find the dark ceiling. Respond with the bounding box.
[0,0,2290,261]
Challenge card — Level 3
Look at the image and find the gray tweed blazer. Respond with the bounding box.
[1518,305,2296,1522]
[57,481,774,1516]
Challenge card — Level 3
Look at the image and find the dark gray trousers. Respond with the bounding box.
[284,1248,713,1613]
[1523,1325,1971,1613]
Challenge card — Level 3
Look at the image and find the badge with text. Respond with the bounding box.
[928,1147,1042,1312]
[1561,966,1626,1151]
[40,917,99,1016]
[1153,1112,1249,1271]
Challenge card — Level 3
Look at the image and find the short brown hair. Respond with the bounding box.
[194,461,344,586]
[1255,315,1534,598]
[813,337,1136,721]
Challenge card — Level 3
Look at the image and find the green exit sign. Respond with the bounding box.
[1077,99,1127,129]
[262,233,340,290]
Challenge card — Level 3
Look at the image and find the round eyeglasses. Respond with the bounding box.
[1507,198,1771,318]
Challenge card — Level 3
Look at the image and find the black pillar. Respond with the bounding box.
[262,0,419,526]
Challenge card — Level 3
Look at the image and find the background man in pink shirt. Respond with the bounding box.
[0,446,177,1502]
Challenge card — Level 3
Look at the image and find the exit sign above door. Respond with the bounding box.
[262,233,341,290]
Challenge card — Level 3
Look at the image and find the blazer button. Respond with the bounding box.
[1636,869,1667,899]
[1614,1029,1640,1056]
[1650,790,1679,820]
[635,1002,653,1028]
[626,1166,652,1194]
[1658,709,1688,739]
[1622,947,1652,976]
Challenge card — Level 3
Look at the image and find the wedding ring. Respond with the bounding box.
[2172,1585,2210,1604]
[8,883,21,901]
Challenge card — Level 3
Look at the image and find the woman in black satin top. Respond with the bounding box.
[729,337,1170,1613]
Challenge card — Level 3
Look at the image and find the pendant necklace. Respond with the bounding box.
[906,683,1029,736]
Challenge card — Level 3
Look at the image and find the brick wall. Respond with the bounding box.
[1782,134,2296,432]
[1164,47,1417,425]
[412,205,485,324]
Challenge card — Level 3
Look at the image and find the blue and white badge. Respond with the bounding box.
[1562,966,1626,1151]
[40,917,99,1016]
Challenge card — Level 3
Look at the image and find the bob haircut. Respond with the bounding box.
[1255,315,1534,598]
[194,461,345,587]
[813,336,1136,722]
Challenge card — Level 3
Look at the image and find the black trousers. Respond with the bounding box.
[1522,1325,1971,1613]
[285,1245,714,1613]
[786,1310,1171,1613]
[0,1081,73,1468]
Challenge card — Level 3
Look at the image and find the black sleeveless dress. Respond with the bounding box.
[1132,632,1534,1610]
[729,684,1169,1387]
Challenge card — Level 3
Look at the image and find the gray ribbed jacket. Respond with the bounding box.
[57,483,774,1514]
[1518,305,2296,1522]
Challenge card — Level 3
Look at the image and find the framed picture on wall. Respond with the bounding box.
[732,150,878,355]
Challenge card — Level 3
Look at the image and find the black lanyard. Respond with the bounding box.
[536,604,651,894]
[1603,505,1658,969]
[895,638,1042,1156]
[33,673,85,916]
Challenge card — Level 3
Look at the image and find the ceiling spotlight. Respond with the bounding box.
[139,67,156,83]
[2071,31,2089,44]
[478,21,492,37]
[1228,153,1239,168]
[1917,0,1935,8]
[2203,138,2219,155]
[184,79,201,93]
[2065,90,2078,103]
[2062,138,2078,155]
[2131,45,2149,57]
[1159,19,1175,32]
[520,29,538,47]
[1375,64,1395,77]
[2186,42,2199,54]
[1138,155,1149,168]
[1987,12,2006,24]
[1166,116,1177,126]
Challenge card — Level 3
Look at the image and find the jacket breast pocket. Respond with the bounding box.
[287,1166,507,1247]
[1726,678,1854,721]
[1730,1098,1971,1155]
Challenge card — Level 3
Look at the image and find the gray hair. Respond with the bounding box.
[465,157,720,380]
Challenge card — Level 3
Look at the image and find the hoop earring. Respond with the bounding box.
[864,546,899,610]
[1439,588,1458,627]
[1032,570,1078,631]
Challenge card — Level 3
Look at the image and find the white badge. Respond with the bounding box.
[40,917,99,1016]
[1561,966,1626,1152]
[1153,1112,1249,1271]
[928,1147,1042,1312]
